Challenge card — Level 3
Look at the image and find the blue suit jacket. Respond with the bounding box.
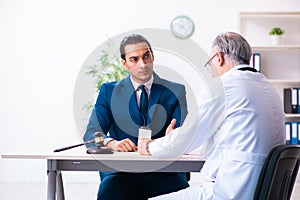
[83,73,189,199]
[83,73,187,145]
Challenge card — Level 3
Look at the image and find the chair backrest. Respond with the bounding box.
[253,144,300,200]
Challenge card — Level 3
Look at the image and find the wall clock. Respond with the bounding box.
[170,15,195,39]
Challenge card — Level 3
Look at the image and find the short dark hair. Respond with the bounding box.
[119,34,152,60]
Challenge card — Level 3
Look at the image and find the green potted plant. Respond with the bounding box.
[269,27,284,35]
[84,40,129,111]
[269,27,284,45]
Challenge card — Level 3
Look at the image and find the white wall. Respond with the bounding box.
[1,0,299,183]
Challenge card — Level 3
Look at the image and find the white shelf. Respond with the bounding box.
[252,45,300,50]
[269,80,300,84]
[240,11,300,17]
[285,114,300,118]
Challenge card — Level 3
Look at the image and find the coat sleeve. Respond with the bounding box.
[149,80,226,158]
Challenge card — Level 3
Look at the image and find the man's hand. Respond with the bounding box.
[166,119,176,136]
[107,138,137,152]
[138,138,152,155]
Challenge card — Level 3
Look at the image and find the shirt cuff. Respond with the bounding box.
[103,138,114,146]
[145,140,153,155]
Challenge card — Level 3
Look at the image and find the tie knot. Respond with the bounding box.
[138,84,146,91]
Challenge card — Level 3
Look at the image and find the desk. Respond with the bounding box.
[2,150,204,200]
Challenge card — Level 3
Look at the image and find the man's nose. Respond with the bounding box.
[137,57,147,67]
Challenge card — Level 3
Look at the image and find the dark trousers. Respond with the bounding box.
[97,172,189,200]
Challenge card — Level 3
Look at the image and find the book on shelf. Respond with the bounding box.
[252,53,261,72]
[249,53,261,72]
[284,88,298,114]
[285,121,300,145]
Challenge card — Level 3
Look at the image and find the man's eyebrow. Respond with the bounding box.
[128,50,150,59]
[128,55,138,60]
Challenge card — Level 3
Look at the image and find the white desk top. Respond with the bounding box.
[1,148,204,161]
[2,147,205,172]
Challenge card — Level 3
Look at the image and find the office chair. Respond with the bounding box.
[253,144,300,200]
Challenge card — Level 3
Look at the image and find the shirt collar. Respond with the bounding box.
[131,75,154,92]
[230,64,250,72]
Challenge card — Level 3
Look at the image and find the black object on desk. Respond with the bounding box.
[53,132,114,154]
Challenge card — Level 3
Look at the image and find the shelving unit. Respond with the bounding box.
[252,46,300,80]
[239,11,300,121]
[239,12,300,46]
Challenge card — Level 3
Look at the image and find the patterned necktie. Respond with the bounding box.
[138,85,148,122]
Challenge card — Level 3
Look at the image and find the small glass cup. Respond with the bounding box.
[138,127,152,148]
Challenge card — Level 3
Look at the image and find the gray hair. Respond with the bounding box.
[211,32,252,66]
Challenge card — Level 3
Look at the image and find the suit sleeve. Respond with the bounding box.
[83,83,113,147]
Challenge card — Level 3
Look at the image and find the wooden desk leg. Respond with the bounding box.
[47,170,56,200]
[56,171,65,200]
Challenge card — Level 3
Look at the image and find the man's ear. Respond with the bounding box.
[121,59,128,70]
[217,52,225,67]
[151,51,154,61]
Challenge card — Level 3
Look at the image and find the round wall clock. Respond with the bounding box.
[170,15,195,39]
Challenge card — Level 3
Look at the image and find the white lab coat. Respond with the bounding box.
[149,65,285,200]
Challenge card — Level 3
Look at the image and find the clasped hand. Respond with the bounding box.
[106,138,137,152]
[106,119,176,154]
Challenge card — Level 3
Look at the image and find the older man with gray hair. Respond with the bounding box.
[139,32,285,199]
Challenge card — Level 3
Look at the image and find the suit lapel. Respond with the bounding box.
[118,74,166,127]
[118,76,144,125]
[148,74,165,124]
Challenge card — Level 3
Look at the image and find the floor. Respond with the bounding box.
[0,181,299,199]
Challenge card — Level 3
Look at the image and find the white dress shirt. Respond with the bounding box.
[131,75,153,108]
[149,65,285,200]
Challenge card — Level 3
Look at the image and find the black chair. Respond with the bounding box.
[253,144,300,200]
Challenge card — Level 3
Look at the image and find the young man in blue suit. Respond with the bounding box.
[83,34,189,200]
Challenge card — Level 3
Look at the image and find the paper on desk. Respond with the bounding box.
[185,144,207,156]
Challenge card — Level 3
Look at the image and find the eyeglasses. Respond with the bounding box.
[204,52,224,68]
[204,51,250,68]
